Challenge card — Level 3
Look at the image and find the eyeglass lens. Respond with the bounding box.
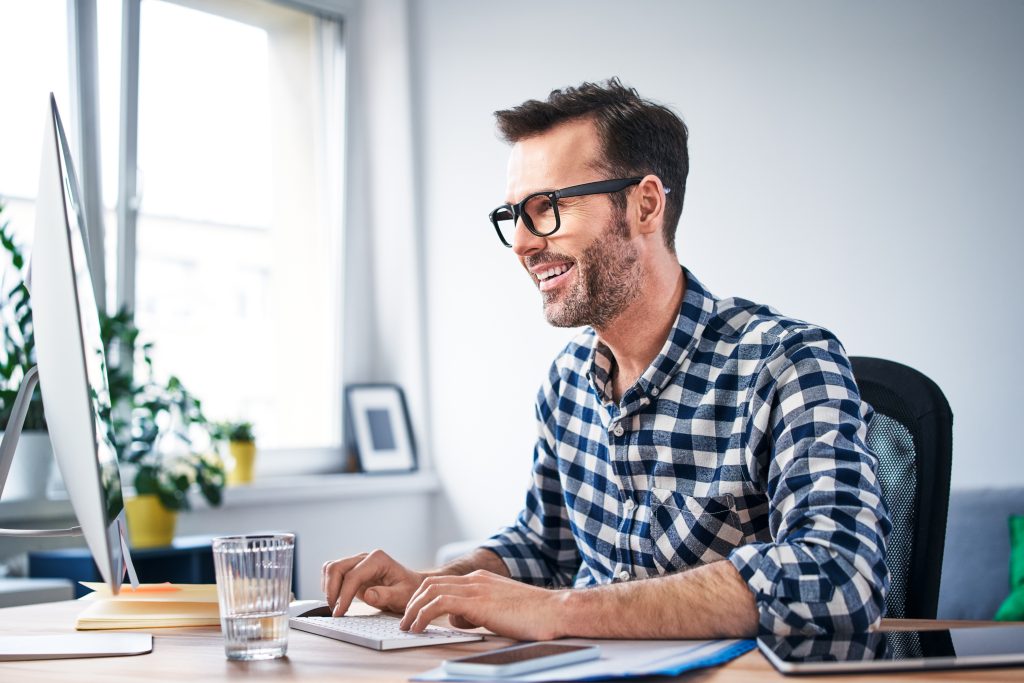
[493,194,558,245]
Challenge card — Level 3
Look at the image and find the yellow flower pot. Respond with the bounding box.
[125,494,177,548]
[227,440,256,485]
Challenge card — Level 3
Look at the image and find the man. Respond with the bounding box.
[323,79,891,639]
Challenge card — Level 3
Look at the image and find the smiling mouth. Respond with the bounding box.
[534,262,576,292]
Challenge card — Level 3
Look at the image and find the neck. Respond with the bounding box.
[596,260,685,395]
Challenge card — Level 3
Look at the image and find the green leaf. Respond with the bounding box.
[158,485,189,512]
[134,467,160,494]
[200,483,222,507]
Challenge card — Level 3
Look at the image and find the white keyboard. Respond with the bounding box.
[289,613,484,651]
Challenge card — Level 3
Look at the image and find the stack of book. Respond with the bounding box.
[75,583,221,630]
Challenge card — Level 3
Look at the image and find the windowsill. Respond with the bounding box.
[205,470,441,508]
[0,470,440,523]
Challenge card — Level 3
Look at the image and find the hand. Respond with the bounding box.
[399,570,567,641]
[322,549,427,617]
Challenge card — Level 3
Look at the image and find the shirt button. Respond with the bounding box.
[623,499,635,512]
[618,570,630,582]
[651,387,660,397]
[613,425,625,437]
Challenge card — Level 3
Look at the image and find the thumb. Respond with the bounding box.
[449,614,479,630]
[363,586,401,611]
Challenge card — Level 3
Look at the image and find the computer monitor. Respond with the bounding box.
[0,96,148,658]
[32,93,134,591]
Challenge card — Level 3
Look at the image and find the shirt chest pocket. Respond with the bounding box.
[646,489,745,572]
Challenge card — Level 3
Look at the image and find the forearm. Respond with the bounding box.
[556,560,757,639]
[429,548,510,579]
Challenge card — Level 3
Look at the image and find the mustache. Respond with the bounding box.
[525,252,576,270]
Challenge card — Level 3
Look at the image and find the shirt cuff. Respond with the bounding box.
[481,528,556,586]
[729,542,873,636]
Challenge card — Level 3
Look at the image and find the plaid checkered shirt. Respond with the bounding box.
[482,268,891,635]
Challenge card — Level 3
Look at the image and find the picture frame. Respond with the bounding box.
[344,383,417,474]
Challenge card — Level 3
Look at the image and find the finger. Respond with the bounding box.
[400,580,475,631]
[333,551,396,617]
[403,574,471,612]
[407,594,472,633]
[323,554,366,610]
[401,576,454,624]
[321,558,347,595]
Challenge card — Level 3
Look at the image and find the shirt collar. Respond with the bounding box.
[587,266,716,406]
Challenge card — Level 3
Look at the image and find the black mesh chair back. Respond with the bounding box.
[850,357,952,623]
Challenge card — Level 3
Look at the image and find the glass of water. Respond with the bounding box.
[212,533,295,661]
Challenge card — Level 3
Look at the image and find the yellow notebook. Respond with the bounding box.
[75,583,221,630]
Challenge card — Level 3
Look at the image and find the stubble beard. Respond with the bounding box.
[542,212,643,329]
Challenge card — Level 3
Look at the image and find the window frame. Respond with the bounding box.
[69,0,352,472]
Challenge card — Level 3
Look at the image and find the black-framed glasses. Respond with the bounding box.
[489,177,645,248]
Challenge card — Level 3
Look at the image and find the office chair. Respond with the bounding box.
[850,356,953,622]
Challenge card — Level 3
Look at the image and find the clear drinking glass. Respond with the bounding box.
[212,533,295,661]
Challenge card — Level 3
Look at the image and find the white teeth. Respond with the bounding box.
[538,264,569,281]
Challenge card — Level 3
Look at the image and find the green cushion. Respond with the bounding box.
[995,515,1024,621]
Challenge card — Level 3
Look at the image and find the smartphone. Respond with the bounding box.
[442,642,601,677]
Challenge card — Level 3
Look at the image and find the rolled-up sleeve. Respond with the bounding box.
[481,384,581,588]
[728,330,891,635]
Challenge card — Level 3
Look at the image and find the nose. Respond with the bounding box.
[511,219,546,258]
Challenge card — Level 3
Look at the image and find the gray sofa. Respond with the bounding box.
[937,487,1022,620]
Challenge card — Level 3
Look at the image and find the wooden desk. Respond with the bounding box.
[0,601,1020,682]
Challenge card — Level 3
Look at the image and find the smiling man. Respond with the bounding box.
[323,79,891,640]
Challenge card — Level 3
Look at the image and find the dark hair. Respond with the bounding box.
[494,78,688,251]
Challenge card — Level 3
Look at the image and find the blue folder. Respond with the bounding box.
[412,638,756,681]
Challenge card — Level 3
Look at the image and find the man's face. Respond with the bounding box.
[505,119,643,329]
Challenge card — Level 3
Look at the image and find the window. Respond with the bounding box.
[126,0,345,449]
[3,0,347,453]
[0,0,70,242]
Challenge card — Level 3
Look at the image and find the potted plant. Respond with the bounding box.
[0,198,224,541]
[212,420,256,486]
[100,308,225,547]
[0,199,53,501]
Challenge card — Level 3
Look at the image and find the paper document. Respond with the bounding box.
[75,583,221,630]
[413,638,755,681]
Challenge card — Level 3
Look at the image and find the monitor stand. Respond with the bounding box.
[0,367,149,659]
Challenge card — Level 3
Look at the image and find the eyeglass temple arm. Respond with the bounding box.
[555,177,671,200]
[555,177,642,200]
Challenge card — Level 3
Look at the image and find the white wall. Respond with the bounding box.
[408,0,1024,543]
[175,482,438,599]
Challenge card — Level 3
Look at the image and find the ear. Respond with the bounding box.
[633,174,666,238]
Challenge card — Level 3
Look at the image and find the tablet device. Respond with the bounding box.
[759,625,1024,674]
